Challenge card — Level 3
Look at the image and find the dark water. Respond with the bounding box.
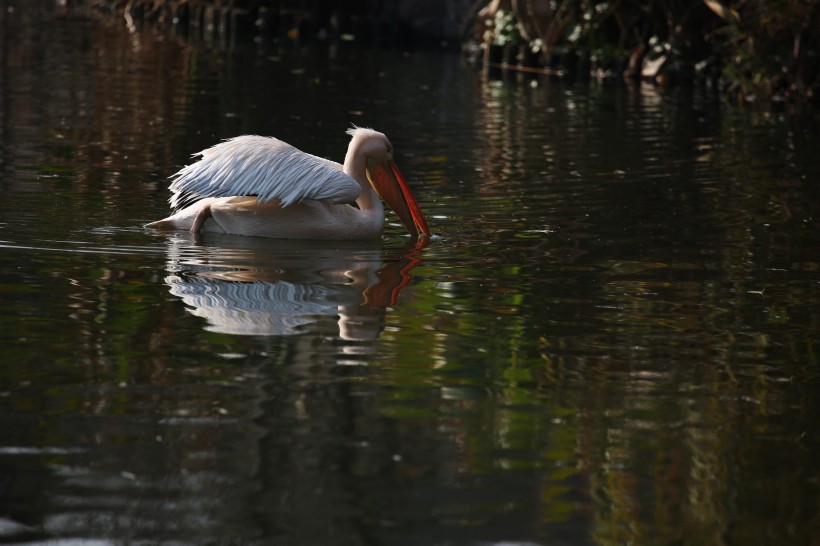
[2,2,819,545]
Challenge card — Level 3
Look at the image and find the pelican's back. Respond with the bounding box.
[169,135,360,209]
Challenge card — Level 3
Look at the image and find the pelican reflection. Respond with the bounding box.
[161,234,426,338]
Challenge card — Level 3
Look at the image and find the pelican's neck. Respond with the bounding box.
[343,138,380,212]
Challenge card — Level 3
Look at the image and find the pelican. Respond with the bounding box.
[147,127,431,240]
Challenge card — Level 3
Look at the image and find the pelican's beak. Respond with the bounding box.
[367,160,431,238]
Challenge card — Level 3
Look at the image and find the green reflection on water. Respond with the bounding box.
[0,1,819,544]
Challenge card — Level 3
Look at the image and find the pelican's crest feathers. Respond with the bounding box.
[345,125,379,139]
[168,135,360,209]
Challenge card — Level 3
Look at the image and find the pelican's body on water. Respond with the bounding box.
[147,128,430,240]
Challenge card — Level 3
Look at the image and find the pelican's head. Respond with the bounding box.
[346,127,431,239]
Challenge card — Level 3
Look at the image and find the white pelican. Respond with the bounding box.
[147,127,431,240]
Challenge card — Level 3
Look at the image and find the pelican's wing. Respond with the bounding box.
[168,135,360,209]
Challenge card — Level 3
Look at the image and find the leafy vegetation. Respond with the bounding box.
[472,0,819,103]
[81,0,818,102]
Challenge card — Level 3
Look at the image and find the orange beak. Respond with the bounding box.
[367,160,431,238]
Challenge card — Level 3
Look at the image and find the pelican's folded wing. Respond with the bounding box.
[168,135,360,209]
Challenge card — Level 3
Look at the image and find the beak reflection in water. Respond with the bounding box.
[162,235,428,341]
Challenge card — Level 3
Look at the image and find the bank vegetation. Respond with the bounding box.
[81,0,819,104]
[470,0,818,104]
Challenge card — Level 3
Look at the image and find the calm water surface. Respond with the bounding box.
[1,2,819,545]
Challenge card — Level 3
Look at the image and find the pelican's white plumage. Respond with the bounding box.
[168,135,359,209]
[148,128,431,240]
